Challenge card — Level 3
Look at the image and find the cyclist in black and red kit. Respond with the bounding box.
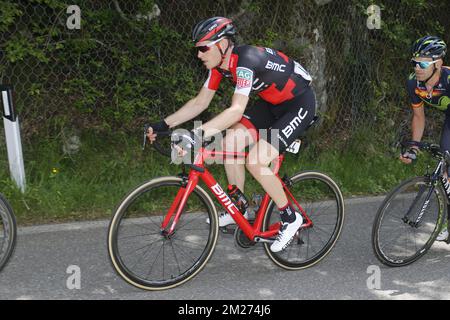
[401,35,449,241]
[147,17,317,252]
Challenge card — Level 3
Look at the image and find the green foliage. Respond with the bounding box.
[1,0,448,139]
[0,1,22,32]
[0,0,449,223]
[5,35,49,63]
[1,0,201,132]
[29,0,66,9]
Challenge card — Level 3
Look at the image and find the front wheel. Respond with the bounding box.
[372,176,445,267]
[108,176,219,290]
[0,193,17,272]
[263,171,345,270]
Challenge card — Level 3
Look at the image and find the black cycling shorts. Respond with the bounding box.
[239,87,316,153]
[441,115,450,154]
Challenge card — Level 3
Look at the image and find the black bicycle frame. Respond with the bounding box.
[401,158,450,243]
[440,163,450,244]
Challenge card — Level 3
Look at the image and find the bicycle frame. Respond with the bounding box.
[159,147,313,241]
[403,157,450,230]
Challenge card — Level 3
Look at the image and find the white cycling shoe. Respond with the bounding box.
[436,229,449,242]
[206,211,249,227]
[270,212,303,253]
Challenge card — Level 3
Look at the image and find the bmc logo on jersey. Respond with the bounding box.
[265,60,286,72]
[282,108,309,138]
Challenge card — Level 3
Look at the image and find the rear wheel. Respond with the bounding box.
[263,171,344,270]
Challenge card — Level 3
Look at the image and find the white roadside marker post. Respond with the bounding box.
[1,85,26,192]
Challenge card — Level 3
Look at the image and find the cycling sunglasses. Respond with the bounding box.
[195,38,222,53]
[410,59,438,69]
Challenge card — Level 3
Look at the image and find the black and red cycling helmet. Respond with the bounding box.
[192,17,236,44]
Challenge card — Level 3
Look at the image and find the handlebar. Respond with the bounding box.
[143,124,173,157]
[142,125,207,172]
[400,141,450,162]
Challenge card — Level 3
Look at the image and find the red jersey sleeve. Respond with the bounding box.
[203,69,223,91]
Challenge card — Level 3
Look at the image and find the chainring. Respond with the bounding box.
[234,220,256,249]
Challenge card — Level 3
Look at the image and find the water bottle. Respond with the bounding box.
[227,185,249,214]
[251,193,263,207]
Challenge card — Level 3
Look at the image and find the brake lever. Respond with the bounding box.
[143,124,151,150]
[400,140,423,155]
[171,133,182,146]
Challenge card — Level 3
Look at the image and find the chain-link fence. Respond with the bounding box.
[1,0,449,148]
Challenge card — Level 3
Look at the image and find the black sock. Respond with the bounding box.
[279,204,296,223]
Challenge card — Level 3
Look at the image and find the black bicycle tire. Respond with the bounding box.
[107,176,218,290]
[0,193,17,272]
[372,176,445,267]
[262,171,345,270]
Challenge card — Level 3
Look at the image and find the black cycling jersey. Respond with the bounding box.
[407,66,450,112]
[407,66,450,156]
[204,45,312,105]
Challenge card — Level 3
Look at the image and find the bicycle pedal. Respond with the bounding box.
[254,237,275,243]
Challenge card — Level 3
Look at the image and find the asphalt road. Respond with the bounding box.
[1,195,450,300]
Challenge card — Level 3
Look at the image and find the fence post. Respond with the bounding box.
[1,85,26,193]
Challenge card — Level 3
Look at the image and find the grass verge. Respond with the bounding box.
[0,130,432,226]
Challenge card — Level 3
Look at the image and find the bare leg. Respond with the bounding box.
[245,139,288,208]
[223,123,254,192]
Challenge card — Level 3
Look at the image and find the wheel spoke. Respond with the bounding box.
[146,242,164,280]
[129,239,160,270]
[169,240,182,275]
[120,238,164,258]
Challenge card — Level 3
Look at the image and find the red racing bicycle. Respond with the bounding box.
[107,128,344,290]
